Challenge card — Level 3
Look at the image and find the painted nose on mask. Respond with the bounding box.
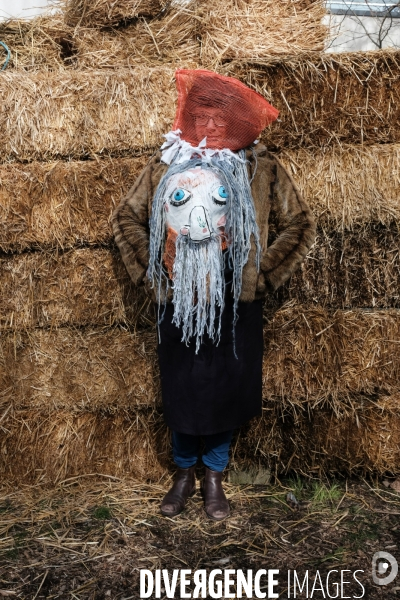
[188,206,212,242]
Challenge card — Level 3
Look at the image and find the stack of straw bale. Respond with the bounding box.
[0,235,399,332]
[1,0,327,72]
[1,0,400,483]
[0,310,398,411]
[0,144,399,253]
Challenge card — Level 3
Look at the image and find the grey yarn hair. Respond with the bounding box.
[172,233,225,353]
[147,150,261,353]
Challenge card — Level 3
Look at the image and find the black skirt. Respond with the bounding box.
[157,296,263,436]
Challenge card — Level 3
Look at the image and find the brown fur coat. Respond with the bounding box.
[112,144,316,301]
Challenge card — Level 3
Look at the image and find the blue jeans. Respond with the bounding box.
[172,430,234,472]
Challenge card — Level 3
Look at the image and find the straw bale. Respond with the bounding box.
[0,156,150,253]
[0,327,159,412]
[1,228,399,331]
[199,0,328,64]
[234,394,400,476]
[279,144,400,230]
[0,16,71,71]
[0,407,169,484]
[0,68,176,162]
[284,226,400,309]
[64,0,164,27]
[263,305,400,412]
[0,248,157,330]
[310,394,400,475]
[73,3,200,69]
[223,50,400,149]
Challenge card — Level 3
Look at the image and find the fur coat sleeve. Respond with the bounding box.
[112,154,167,288]
[257,151,316,292]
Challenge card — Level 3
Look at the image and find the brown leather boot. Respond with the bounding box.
[202,466,230,521]
[160,465,196,517]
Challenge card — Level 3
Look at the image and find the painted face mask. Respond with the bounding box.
[148,155,262,354]
[164,166,229,243]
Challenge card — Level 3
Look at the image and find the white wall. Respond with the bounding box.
[324,13,400,51]
[0,0,55,20]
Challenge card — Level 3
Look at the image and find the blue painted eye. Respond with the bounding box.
[218,186,228,198]
[174,189,185,201]
[212,185,228,205]
[170,188,191,206]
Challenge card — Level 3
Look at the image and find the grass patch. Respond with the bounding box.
[320,546,348,564]
[284,477,343,506]
[92,505,112,520]
[309,481,342,505]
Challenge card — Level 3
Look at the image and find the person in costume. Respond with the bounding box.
[112,69,316,521]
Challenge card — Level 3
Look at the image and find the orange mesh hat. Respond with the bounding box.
[173,69,279,151]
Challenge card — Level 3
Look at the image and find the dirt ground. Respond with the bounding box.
[1,474,399,599]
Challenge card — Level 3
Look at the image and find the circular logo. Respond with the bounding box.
[372,552,398,585]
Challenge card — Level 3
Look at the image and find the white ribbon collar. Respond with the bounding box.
[160,130,249,165]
